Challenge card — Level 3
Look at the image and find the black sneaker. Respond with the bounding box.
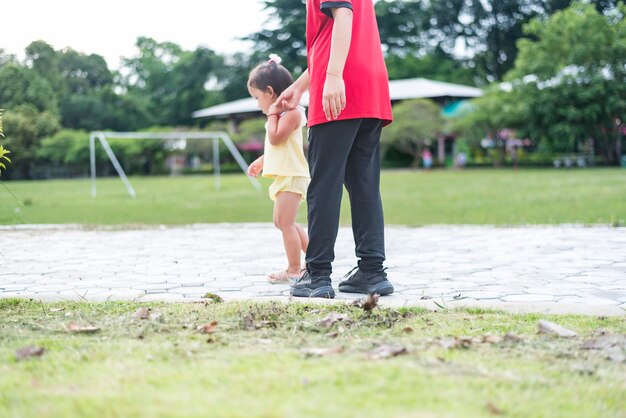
[338,266,394,295]
[290,270,335,299]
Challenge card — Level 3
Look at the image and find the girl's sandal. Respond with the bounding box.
[268,269,302,284]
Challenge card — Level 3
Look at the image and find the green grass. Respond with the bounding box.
[1,299,624,418]
[1,168,625,225]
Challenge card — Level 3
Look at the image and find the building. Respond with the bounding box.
[192,77,482,163]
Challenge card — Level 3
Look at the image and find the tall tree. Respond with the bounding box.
[385,47,476,85]
[0,63,58,115]
[507,1,625,164]
[381,98,445,167]
[25,40,65,94]
[57,49,116,130]
[120,37,221,126]
[1,104,60,178]
[460,2,625,164]
[375,0,427,55]
[426,0,621,82]
[245,0,307,75]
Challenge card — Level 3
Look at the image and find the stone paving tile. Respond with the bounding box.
[501,294,557,302]
[461,291,504,300]
[1,224,625,316]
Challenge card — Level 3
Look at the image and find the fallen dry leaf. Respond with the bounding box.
[15,346,45,361]
[504,332,524,342]
[487,402,503,415]
[318,313,351,328]
[362,293,379,312]
[439,336,473,350]
[202,293,223,303]
[243,315,255,330]
[538,320,577,338]
[481,334,503,344]
[242,315,275,330]
[301,346,344,357]
[66,322,100,334]
[197,320,219,334]
[367,344,408,359]
[133,307,150,320]
[581,334,626,363]
[581,334,626,350]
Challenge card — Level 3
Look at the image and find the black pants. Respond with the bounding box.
[306,118,385,275]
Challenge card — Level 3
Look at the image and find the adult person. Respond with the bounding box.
[275,0,394,298]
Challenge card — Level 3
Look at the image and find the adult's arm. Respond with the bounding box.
[323,7,353,120]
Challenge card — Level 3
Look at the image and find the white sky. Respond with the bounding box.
[0,0,271,69]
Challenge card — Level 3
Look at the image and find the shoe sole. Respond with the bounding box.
[290,285,335,299]
[338,281,394,296]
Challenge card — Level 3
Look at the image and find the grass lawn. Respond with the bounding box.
[0,299,624,418]
[0,168,625,225]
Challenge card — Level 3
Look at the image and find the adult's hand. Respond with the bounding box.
[322,73,346,120]
[275,83,303,112]
[275,70,310,111]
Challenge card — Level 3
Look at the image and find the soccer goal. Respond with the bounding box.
[89,131,261,198]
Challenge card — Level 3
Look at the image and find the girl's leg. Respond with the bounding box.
[275,191,305,275]
[295,224,308,253]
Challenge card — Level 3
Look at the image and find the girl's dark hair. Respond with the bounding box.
[248,60,294,97]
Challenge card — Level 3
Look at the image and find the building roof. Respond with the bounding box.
[192,77,482,119]
[387,78,482,101]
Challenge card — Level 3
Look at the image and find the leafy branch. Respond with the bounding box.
[0,109,11,175]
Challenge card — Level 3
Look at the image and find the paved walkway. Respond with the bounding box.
[1,224,625,315]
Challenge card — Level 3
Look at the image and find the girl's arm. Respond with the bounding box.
[323,7,353,120]
[266,108,301,146]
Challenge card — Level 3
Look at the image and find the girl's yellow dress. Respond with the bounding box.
[262,106,311,201]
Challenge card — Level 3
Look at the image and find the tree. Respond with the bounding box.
[0,109,10,176]
[381,99,444,167]
[0,63,58,115]
[57,49,117,130]
[216,52,257,102]
[232,118,267,144]
[385,47,477,85]
[375,0,427,55]
[1,105,60,178]
[425,0,620,83]
[453,86,525,166]
[245,0,307,75]
[25,40,65,95]
[507,2,626,164]
[120,37,221,126]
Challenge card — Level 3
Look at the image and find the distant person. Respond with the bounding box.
[456,152,467,168]
[510,145,519,171]
[274,0,394,298]
[247,55,310,284]
[421,148,433,170]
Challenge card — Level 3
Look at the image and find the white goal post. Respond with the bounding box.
[89,131,261,198]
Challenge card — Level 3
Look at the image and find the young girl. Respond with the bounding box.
[246,55,310,284]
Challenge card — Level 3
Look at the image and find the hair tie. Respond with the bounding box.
[268,54,282,65]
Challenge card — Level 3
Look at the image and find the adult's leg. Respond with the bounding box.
[306,119,362,275]
[343,119,385,273]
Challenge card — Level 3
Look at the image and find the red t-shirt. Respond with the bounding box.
[306,0,393,127]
